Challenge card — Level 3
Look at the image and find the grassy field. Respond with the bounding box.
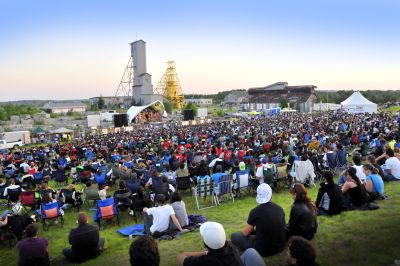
[382,106,400,115]
[1,178,399,266]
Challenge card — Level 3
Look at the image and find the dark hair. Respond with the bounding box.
[26,223,38,238]
[170,192,182,203]
[322,171,334,185]
[290,183,316,216]
[215,165,222,173]
[301,155,308,161]
[156,194,166,205]
[386,148,395,157]
[346,167,362,187]
[119,180,126,190]
[336,143,343,150]
[129,236,160,266]
[86,180,92,187]
[179,163,185,170]
[352,154,362,166]
[288,236,317,266]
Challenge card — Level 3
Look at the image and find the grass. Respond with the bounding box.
[1,179,400,266]
[383,105,400,115]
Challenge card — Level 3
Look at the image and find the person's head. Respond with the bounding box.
[170,192,182,203]
[77,212,89,226]
[366,155,376,164]
[86,180,92,188]
[25,223,39,238]
[300,154,308,161]
[129,236,160,266]
[256,183,272,204]
[322,171,334,185]
[352,154,362,166]
[199,222,226,250]
[346,167,362,186]
[119,180,127,190]
[363,164,377,176]
[290,183,316,215]
[156,194,166,205]
[287,236,317,266]
[179,163,185,170]
[9,178,15,185]
[42,193,52,203]
[215,165,222,173]
[386,148,395,157]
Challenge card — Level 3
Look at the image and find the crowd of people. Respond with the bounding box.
[0,110,399,265]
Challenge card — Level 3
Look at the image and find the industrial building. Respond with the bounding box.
[244,82,317,113]
[42,101,87,113]
[184,98,213,107]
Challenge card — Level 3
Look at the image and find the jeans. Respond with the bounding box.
[241,248,266,266]
[382,173,399,182]
[143,212,154,236]
[231,232,256,251]
[63,238,105,263]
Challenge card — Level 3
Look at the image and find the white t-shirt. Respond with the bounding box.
[147,205,175,234]
[385,157,400,179]
[353,165,366,183]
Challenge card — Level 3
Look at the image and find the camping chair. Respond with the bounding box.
[193,176,217,210]
[176,176,192,193]
[336,149,348,170]
[33,172,43,184]
[20,191,37,212]
[20,175,35,190]
[84,189,101,207]
[7,187,21,206]
[114,191,133,212]
[40,201,64,231]
[326,152,338,173]
[61,189,82,211]
[235,170,251,196]
[53,170,68,187]
[94,172,106,187]
[94,197,119,229]
[214,174,234,205]
[263,165,279,192]
[276,163,289,191]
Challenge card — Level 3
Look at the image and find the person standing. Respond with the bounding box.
[231,183,286,256]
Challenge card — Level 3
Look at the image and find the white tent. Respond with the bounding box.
[341,91,377,113]
[127,100,165,123]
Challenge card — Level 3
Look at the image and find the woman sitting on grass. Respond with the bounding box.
[363,164,384,201]
[341,167,367,208]
[170,192,189,228]
[316,171,343,215]
[286,183,317,240]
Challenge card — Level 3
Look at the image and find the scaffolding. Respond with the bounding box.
[112,58,133,107]
[155,60,184,109]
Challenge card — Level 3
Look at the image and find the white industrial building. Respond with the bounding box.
[131,40,163,105]
[184,98,213,107]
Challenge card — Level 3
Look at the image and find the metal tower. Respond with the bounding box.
[112,57,133,107]
[155,60,184,109]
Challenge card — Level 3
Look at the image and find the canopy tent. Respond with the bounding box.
[341,91,377,113]
[32,127,46,135]
[48,127,73,134]
[127,100,165,123]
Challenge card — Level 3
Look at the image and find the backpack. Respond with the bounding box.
[262,165,275,184]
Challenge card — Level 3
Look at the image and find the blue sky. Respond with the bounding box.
[0,0,399,101]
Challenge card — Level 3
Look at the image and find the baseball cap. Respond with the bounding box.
[239,161,246,171]
[199,222,226,250]
[256,183,272,204]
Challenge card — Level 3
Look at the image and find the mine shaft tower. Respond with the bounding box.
[155,60,184,109]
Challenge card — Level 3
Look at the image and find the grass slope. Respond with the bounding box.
[1,180,399,266]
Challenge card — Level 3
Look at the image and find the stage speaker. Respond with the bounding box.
[114,114,128,127]
[183,109,195,121]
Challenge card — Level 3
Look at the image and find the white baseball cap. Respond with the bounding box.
[256,183,272,204]
[199,222,226,250]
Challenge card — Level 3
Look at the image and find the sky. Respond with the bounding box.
[0,0,399,101]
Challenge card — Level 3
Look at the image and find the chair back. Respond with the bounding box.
[217,174,232,196]
[263,165,276,184]
[337,149,347,166]
[41,202,61,219]
[176,176,191,190]
[276,165,287,179]
[61,189,76,204]
[20,191,35,206]
[326,152,337,169]
[151,178,169,196]
[236,170,250,189]
[196,176,213,197]
[94,172,106,186]
[8,187,21,202]
[97,197,117,220]
[34,172,43,182]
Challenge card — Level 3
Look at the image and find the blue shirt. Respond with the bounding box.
[366,173,384,194]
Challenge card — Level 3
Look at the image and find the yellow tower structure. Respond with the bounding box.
[155,60,184,109]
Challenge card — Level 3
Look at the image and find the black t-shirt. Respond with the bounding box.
[287,202,317,240]
[183,243,243,266]
[247,202,286,256]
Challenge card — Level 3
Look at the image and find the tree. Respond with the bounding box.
[216,109,225,117]
[98,95,105,109]
[279,98,288,108]
[163,101,172,114]
[184,102,198,116]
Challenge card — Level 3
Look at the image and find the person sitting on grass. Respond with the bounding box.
[129,235,160,266]
[231,183,286,257]
[170,192,189,228]
[316,171,343,215]
[286,183,317,240]
[142,194,188,236]
[363,164,384,201]
[177,221,248,266]
[382,148,400,181]
[0,210,10,241]
[341,167,367,208]
[63,212,105,263]
[17,223,49,266]
[285,236,319,266]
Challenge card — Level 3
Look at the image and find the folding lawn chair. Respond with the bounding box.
[214,174,234,205]
[176,176,192,193]
[235,170,251,196]
[94,197,119,229]
[7,187,21,206]
[20,191,37,212]
[40,201,64,231]
[61,189,82,211]
[193,176,217,210]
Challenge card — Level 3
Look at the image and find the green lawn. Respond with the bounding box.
[1,179,400,266]
[383,106,400,115]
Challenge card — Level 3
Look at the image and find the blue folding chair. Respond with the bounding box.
[94,172,106,186]
[214,174,234,205]
[94,197,119,229]
[34,172,43,184]
[40,201,64,231]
